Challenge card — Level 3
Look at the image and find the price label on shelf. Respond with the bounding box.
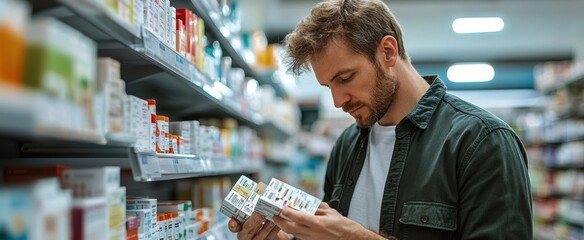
[135,153,162,180]
[143,29,160,59]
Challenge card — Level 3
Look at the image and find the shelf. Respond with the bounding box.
[129,150,264,182]
[4,0,293,182]
[0,87,135,145]
[2,144,263,181]
[542,72,584,94]
[171,0,288,98]
[34,1,294,141]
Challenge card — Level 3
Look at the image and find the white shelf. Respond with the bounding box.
[130,149,264,182]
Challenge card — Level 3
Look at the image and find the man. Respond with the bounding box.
[229,0,532,239]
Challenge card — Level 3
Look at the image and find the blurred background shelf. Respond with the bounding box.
[172,0,288,98]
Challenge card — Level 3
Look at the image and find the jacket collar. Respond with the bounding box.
[358,75,446,136]
[406,75,446,130]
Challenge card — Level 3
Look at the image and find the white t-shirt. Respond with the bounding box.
[347,123,396,231]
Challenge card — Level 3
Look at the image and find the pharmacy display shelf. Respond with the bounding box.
[4,144,263,182]
[170,0,288,98]
[195,219,234,240]
[121,30,292,141]
[43,0,142,48]
[0,88,136,146]
[31,0,294,141]
[130,150,264,182]
[542,72,584,94]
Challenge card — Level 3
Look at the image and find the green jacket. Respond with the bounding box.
[323,76,532,239]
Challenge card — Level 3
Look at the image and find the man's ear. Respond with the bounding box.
[378,35,398,67]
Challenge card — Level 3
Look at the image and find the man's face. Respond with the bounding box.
[312,39,397,127]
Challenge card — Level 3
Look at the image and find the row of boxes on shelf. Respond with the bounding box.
[0,3,297,144]
[533,198,584,238]
[529,168,584,200]
[526,142,584,168]
[219,176,321,224]
[534,60,584,91]
[518,113,584,144]
[0,166,221,240]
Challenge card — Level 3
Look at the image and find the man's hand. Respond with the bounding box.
[272,202,389,240]
[228,212,291,240]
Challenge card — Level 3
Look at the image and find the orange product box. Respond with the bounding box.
[0,0,29,86]
[126,228,138,240]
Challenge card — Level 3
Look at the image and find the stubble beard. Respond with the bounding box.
[354,62,398,128]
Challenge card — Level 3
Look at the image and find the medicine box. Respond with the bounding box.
[255,178,321,220]
[61,166,121,198]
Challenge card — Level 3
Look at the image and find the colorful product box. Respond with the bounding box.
[255,178,321,220]
[0,178,72,240]
[220,175,261,223]
[127,208,152,240]
[127,197,158,240]
[108,187,127,239]
[221,176,321,223]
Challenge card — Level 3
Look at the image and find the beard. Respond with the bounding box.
[344,61,398,128]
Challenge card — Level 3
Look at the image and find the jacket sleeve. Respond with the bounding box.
[322,142,339,203]
[458,128,533,240]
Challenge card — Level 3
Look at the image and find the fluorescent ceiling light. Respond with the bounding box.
[452,17,504,33]
[447,63,495,83]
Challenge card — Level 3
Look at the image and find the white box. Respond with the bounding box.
[61,167,120,198]
[133,0,144,28]
[170,121,191,154]
[124,95,150,151]
[255,178,321,220]
[170,6,176,51]
[97,57,125,134]
[236,191,260,223]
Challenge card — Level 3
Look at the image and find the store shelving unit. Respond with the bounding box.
[170,0,288,98]
[1,0,294,182]
[527,71,584,239]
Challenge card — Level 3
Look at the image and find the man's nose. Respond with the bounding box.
[331,87,349,109]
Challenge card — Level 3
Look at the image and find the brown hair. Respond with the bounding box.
[284,0,408,75]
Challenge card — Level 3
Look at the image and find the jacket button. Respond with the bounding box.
[421,216,429,223]
[347,179,354,186]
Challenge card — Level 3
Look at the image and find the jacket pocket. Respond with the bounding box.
[399,201,457,240]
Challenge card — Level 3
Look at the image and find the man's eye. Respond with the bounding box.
[341,74,354,82]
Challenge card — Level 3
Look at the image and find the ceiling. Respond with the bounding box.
[240,0,584,63]
[238,0,584,111]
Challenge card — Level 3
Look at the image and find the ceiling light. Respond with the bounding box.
[452,17,504,34]
[447,63,495,83]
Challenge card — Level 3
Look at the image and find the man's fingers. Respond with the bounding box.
[266,226,290,240]
[239,212,266,239]
[228,218,242,232]
[252,220,277,240]
[272,214,309,235]
[274,230,290,240]
[280,207,314,226]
